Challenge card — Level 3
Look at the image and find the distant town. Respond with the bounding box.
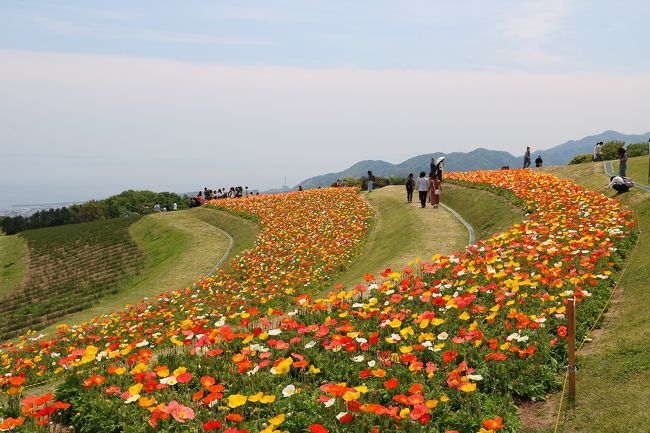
[0,202,84,218]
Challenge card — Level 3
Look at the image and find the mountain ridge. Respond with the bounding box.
[293,130,650,190]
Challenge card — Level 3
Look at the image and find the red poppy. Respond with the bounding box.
[482,416,505,429]
[384,378,398,389]
[309,424,328,433]
[203,420,223,430]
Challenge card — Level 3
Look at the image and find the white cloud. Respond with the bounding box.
[209,5,304,23]
[500,0,575,67]
[502,0,572,42]
[23,13,271,46]
[30,15,81,34]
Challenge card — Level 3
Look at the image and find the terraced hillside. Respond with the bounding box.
[0,217,144,340]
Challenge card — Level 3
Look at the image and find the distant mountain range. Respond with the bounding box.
[295,130,650,190]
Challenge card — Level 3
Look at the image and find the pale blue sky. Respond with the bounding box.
[1,1,649,208]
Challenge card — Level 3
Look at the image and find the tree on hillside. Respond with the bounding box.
[76,200,108,222]
[627,142,650,157]
[600,140,626,160]
[569,153,593,165]
[104,190,185,217]
[0,215,26,235]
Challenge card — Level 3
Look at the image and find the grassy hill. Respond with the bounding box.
[295,131,650,189]
[541,156,650,433]
[2,160,648,432]
[0,207,258,340]
[35,208,251,334]
[332,184,523,290]
[0,216,145,340]
[0,235,28,300]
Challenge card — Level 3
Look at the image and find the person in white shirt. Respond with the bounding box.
[606,176,629,194]
[593,142,603,162]
[416,171,430,208]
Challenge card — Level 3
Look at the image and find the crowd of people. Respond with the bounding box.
[189,186,259,207]
[401,156,445,208]
[183,141,638,209]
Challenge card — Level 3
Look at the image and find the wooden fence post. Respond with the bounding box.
[567,298,576,402]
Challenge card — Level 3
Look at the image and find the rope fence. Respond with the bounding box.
[552,213,641,433]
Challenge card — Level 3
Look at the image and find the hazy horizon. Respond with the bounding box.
[2,1,649,209]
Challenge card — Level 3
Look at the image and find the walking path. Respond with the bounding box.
[333,186,470,289]
[604,160,650,192]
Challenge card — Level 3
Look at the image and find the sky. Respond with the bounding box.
[1,0,649,208]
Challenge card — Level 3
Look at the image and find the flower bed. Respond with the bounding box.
[0,173,635,433]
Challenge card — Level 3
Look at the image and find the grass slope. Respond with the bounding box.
[610,155,650,185]
[0,235,28,300]
[37,208,240,334]
[442,183,523,241]
[192,206,260,267]
[540,157,650,433]
[332,186,465,289]
[333,185,522,290]
[1,217,145,340]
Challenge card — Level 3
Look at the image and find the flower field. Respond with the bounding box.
[0,172,636,433]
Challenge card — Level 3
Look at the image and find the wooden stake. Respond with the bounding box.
[567,298,576,402]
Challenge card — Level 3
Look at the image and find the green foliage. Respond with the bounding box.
[0,190,186,235]
[569,139,640,165]
[341,177,362,188]
[387,175,406,185]
[600,140,625,160]
[75,200,108,222]
[104,190,186,218]
[56,375,125,433]
[627,142,650,157]
[569,153,594,165]
[360,175,390,190]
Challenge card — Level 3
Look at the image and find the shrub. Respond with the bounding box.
[601,140,626,160]
[341,177,362,188]
[627,142,650,157]
[359,175,390,190]
[387,175,406,185]
[569,153,593,165]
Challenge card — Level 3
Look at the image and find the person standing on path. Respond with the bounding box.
[417,172,429,208]
[434,156,445,181]
[405,173,415,203]
[593,142,603,162]
[429,172,441,208]
[523,147,531,168]
[618,147,628,177]
[367,170,375,193]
